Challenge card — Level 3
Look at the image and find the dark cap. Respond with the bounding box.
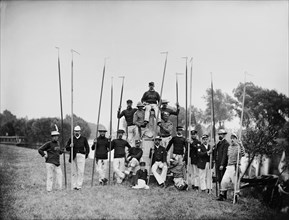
[149,82,155,86]
[117,129,125,134]
[177,126,184,131]
[127,99,133,104]
[191,130,198,135]
[153,136,162,141]
[135,140,141,144]
[140,161,146,166]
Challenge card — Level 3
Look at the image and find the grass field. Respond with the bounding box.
[0,144,287,220]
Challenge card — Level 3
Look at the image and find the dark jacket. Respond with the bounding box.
[128,147,143,161]
[38,140,63,166]
[136,169,148,183]
[111,138,131,158]
[189,139,202,165]
[149,145,167,165]
[66,136,90,162]
[166,136,186,155]
[197,144,211,169]
[117,107,137,126]
[91,136,110,159]
[141,90,160,104]
[213,138,229,168]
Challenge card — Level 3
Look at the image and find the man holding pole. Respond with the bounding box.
[213,129,230,185]
[91,128,110,185]
[111,129,131,184]
[158,112,173,149]
[117,99,137,147]
[217,133,245,201]
[66,125,90,190]
[188,129,201,190]
[166,126,186,164]
[141,82,161,126]
[197,134,212,193]
[160,99,180,120]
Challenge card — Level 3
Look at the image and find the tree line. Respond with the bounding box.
[0,111,91,147]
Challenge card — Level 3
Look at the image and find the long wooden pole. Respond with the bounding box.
[210,72,217,195]
[56,47,67,188]
[187,58,193,185]
[108,77,113,185]
[183,57,188,139]
[91,59,107,187]
[70,49,80,190]
[233,73,246,204]
[147,52,168,185]
[117,76,125,131]
[70,50,74,190]
[176,73,179,127]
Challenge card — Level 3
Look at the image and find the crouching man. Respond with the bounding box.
[217,133,245,201]
[168,158,188,191]
[125,139,143,185]
[38,130,63,192]
[150,136,168,188]
[132,162,149,190]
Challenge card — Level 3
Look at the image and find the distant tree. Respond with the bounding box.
[233,82,289,176]
[203,88,237,129]
[0,110,17,136]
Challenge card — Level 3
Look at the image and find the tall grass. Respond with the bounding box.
[0,144,286,219]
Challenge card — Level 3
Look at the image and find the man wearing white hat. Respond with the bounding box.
[66,125,90,190]
[213,129,230,185]
[217,133,245,201]
[38,130,63,192]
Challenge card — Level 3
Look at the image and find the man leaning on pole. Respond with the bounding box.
[66,125,90,190]
[217,133,245,202]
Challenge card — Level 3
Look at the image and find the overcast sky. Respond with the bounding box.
[1,0,288,131]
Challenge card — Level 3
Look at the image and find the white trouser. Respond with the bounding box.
[151,161,168,185]
[113,157,125,183]
[173,154,184,163]
[136,126,145,140]
[189,164,199,187]
[132,179,149,189]
[144,104,161,123]
[71,153,86,189]
[127,158,140,174]
[46,163,62,191]
[96,159,108,181]
[127,125,138,147]
[220,165,239,192]
[199,162,212,190]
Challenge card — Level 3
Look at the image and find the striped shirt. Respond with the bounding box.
[227,143,245,166]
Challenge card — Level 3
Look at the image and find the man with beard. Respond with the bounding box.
[213,129,230,185]
[91,128,110,185]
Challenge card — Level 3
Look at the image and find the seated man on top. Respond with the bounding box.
[141,81,161,126]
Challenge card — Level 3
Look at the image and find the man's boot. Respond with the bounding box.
[217,191,226,201]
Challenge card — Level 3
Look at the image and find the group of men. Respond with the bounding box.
[38,81,246,202]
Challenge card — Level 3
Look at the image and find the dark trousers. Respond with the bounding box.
[216,166,226,184]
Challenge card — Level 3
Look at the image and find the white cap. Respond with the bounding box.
[51,131,60,136]
[74,125,81,131]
